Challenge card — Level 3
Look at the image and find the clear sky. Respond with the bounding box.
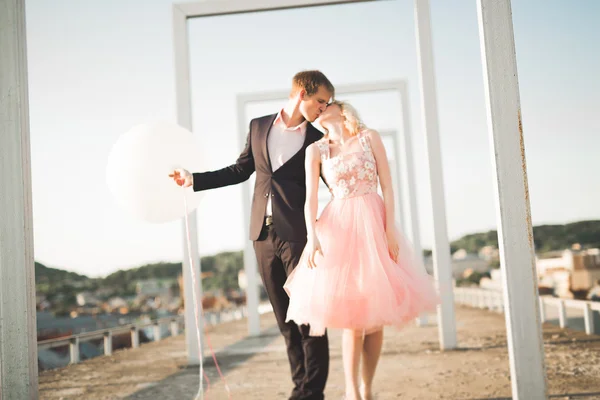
[24,0,600,278]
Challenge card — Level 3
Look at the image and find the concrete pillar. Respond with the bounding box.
[413,0,458,350]
[153,323,162,342]
[171,320,180,337]
[173,4,205,366]
[104,332,113,356]
[0,0,39,398]
[69,338,80,364]
[583,303,594,335]
[131,327,140,348]
[476,0,547,397]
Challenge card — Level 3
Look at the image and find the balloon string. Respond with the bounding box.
[183,190,232,400]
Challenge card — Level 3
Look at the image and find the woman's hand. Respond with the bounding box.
[386,228,400,263]
[307,235,324,269]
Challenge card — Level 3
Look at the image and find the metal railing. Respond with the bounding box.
[37,305,255,365]
[454,287,600,335]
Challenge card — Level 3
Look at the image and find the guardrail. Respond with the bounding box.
[37,305,259,365]
[454,287,600,335]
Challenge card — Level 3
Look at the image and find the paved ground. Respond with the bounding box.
[39,305,600,400]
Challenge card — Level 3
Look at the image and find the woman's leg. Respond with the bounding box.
[360,329,384,400]
[342,329,364,399]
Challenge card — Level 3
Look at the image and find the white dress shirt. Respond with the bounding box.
[265,110,307,216]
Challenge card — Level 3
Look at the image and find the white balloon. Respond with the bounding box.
[106,121,205,223]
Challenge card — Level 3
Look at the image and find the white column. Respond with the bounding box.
[242,240,261,336]
[237,100,261,337]
[413,0,457,349]
[398,83,428,327]
[476,0,547,398]
[0,0,39,398]
[69,338,80,364]
[131,327,140,348]
[558,301,567,329]
[538,297,546,323]
[104,332,113,356]
[153,323,162,342]
[171,320,180,337]
[173,5,205,365]
[583,303,594,335]
[392,147,407,234]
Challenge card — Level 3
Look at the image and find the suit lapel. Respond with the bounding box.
[259,114,277,173]
[261,115,324,173]
[305,123,324,146]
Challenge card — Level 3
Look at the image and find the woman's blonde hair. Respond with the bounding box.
[329,100,366,136]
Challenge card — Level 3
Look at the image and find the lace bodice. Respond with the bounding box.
[317,131,378,199]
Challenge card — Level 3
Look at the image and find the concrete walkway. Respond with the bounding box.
[39,306,600,400]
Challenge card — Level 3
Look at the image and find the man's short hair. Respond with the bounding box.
[291,70,335,98]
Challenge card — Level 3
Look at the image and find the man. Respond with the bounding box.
[171,70,334,400]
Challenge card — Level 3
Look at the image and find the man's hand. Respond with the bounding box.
[169,168,193,188]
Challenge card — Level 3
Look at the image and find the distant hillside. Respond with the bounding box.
[34,251,244,314]
[103,262,182,285]
[35,262,89,284]
[35,262,96,312]
[34,251,245,300]
[447,220,600,255]
[102,251,243,286]
[101,261,183,297]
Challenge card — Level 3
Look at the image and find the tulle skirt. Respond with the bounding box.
[284,192,440,336]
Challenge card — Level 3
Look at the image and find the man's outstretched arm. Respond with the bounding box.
[192,127,255,191]
[170,122,255,190]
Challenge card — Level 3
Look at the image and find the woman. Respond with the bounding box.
[284,101,440,400]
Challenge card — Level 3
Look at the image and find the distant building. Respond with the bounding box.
[135,279,174,309]
[95,287,116,300]
[76,291,99,307]
[36,292,51,311]
[136,279,170,296]
[479,269,503,291]
[478,245,499,261]
[536,248,600,298]
[101,296,129,314]
[107,297,127,308]
[424,248,490,279]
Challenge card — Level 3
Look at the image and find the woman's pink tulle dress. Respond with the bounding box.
[284,130,440,336]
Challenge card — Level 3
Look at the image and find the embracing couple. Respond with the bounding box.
[171,70,438,400]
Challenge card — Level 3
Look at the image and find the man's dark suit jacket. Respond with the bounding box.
[193,113,324,242]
